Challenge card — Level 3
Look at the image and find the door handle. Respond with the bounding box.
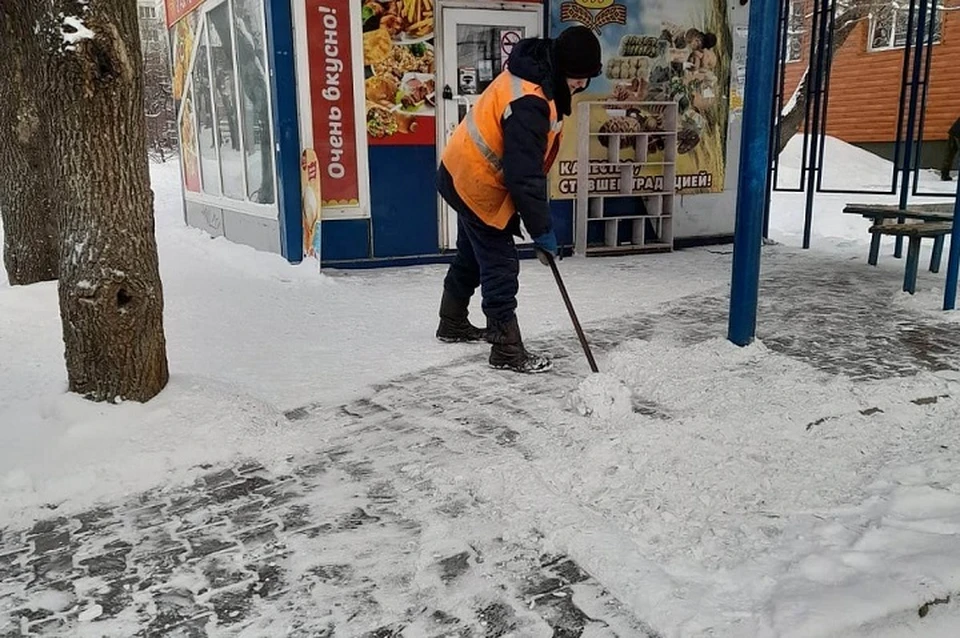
[442,86,471,107]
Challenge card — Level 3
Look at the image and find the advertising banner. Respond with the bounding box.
[549,0,732,198]
[359,0,436,145]
[170,11,201,192]
[308,0,362,206]
[164,0,205,28]
[301,149,322,258]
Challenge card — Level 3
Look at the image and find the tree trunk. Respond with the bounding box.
[0,3,59,285]
[777,7,870,154]
[778,67,810,154]
[41,0,169,402]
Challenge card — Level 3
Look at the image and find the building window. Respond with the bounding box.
[208,2,245,201]
[785,1,804,63]
[193,24,222,197]
[176,0,276,206]
[869,1,942,51]
[233,0,276,205]
[139,5,157,19]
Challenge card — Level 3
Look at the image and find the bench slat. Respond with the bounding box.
[844,209,954,222]
[844,202,955,216]
[869,222,952,237]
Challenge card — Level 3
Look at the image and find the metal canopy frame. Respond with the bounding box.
[765,0,952,250]
[729,0,960,345]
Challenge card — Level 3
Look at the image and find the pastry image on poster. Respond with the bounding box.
[605,25,720,155]
[301,149,322,259]
[172,12,198,101]
[360,0,436,145]
[550,0,732,197]
[179,90,201,193]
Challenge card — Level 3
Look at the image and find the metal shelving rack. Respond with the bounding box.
[574,100,679,257]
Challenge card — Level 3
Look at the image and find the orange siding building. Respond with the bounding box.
[781,0,960,165]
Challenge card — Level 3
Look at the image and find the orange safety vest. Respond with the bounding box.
[442,71,563,230]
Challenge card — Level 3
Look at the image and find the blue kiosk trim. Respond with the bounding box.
[318,191,578,268]
[265,0,304,264]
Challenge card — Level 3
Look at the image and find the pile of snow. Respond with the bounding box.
[0,375,310,527]
[776,135,902,192]
[569,372,634,419]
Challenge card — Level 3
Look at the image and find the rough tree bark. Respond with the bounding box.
[40,0,169,402]
[777,2,872,154]
[0,3,60,285]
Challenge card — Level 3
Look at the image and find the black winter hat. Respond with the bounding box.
[554,26,602,79]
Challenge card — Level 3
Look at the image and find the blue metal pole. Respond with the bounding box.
[728,0,782,346]
[943,178,960,311]
[896,0,926,258]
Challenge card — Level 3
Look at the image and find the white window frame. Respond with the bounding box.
[785,0,804,63]
[292,0,371,220]
[868,0,943,52]
[174,0,282,220]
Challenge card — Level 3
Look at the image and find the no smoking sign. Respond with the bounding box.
[499,29,522,69]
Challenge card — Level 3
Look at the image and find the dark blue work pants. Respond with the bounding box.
[443,210,519,325]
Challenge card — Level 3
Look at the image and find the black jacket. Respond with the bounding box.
[950,117,960,138]
[438,38,570,238]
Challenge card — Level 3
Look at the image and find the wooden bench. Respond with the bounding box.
[868,222,953,293]
[843,203,953,274]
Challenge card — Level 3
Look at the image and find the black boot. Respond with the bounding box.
[488,316,552,373]
[436,291,487,343]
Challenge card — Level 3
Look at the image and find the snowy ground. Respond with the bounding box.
[2,137,960,637]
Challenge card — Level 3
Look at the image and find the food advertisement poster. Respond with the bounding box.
[301,149,322,258]
[360,0,436,145]
[170,10,201,192]
[308,0,362,206]
[164,0,205,27]
[179,92,201,193]
[171,11,198,101]
[549,0,732,198]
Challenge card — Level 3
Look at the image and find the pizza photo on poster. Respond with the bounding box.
[360,0,436,146]
[549,0,732,198]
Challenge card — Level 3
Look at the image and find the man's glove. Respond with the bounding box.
[532,231,558,266]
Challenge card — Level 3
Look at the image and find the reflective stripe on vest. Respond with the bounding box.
[502,75,525,121]
[464,111,502,173]
[468,73,532,174]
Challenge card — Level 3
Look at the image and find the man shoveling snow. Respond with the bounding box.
[433,27,602,374]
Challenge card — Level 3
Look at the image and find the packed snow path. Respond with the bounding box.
[4,246,960,637]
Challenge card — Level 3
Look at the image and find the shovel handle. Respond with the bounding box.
[544,252,599,373]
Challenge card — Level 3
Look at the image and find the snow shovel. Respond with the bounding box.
[541,251,599,373]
